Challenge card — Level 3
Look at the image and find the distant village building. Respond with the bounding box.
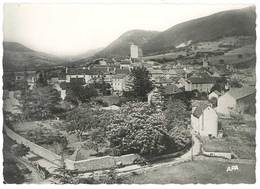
[147,87,163,106]
[14,71,38,90]
[147,84,183,106]
[191,101,218,137]
[111,74,131,95]
[178,77,218,93]
[130,44,139,59]
[217,87,256,115]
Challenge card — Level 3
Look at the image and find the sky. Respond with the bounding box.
[3,3,252,56]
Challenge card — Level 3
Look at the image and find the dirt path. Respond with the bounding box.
[16,158,44,184]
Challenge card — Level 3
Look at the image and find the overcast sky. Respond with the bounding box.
[3,3,252,56]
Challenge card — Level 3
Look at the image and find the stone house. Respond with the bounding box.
[217,87,256,115]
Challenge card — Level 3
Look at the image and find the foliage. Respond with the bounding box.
[165,99,191,150]
[209,97,218,108]
[210,77,227,93]
[92,77,111,95]
[26,127,68,147]
[21,86,61,120]
[3,158,25,184]
[129,67,153,101]
[64,105,112,146]
[36,72,48,87]
[12,144,30,157]
[65,79,98,105]
[84,128,107,153]
[106,102,176,156]
[229,78,243,88]
[165,98,187,130]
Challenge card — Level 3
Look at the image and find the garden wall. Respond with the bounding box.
[5,126,140,172]
[4,126,63,166]
[202,148,232,159]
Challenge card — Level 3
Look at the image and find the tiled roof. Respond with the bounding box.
[212,90,222,96]
[227,87,256,100]
[188,77,219,84]
[163,84,183,95]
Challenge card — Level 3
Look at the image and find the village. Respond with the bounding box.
[3,35,256,184]
[2,2,258,184]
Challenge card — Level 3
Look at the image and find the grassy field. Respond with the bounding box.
[202,119,256,159]
[122,159,255,184]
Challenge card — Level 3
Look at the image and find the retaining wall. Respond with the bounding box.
[5,126,62,166]
[4,126,140,172]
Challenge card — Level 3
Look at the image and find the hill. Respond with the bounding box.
[95,30,159,58]
[3,42,66,71]
[142,6,256,55]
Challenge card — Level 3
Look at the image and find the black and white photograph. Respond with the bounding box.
[1,0,258,184]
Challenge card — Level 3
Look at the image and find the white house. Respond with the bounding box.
[111,74,131,95]
[191,102,218,137]
[217,87,256,115]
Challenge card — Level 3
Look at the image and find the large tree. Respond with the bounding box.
[130,67,153,101]
[65,79,98,105]
[21,86,61,120]
[106,102,176,156]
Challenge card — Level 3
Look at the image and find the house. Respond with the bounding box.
[14,71,38,90]
[111,74,131,95]
[147,84,183,106]
[179,77,218,93]
[191,102,218,137]
[147,87,164,106]
[217,87,256,115]
[66,67,104,84]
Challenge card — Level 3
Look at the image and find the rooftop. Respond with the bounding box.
[227,87,256,100]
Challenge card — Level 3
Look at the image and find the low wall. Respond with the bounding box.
[4,126,140,172]
[4,126,62,166]
[202,148,232,159]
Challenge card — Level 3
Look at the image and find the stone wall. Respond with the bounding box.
[5,127,62,166]
[202,148,232,159]
[5,126,140,172]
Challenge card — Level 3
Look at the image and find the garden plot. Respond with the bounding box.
[12,120,109,160]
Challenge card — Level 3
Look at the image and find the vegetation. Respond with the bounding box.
[12,144,30,157]
[129,67,153,101]
[65,79,98,105]
[106,102,190,156]
[21,86,61,120]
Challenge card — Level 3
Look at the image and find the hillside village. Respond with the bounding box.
[2,6,256,184]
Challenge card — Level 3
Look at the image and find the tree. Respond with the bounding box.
[64,105,97,143]
[36,72,48,87]
[130,67,153,101]
[65,79,98,105]
[210,77,227,93]
[229,78,243,88]
[21,86,61,120]
[106,102,176,156]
